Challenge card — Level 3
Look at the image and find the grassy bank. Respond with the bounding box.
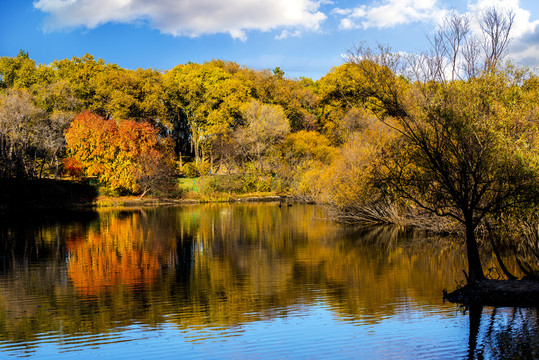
[0,174,287,211]
[176,174,282,202]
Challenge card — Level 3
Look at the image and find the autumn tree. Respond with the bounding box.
[253,69,318,131]
[163,62,250,166]
[29,80,82,178]
[347,9,539,283]
[0,50,38,90]
[64,111,174,195]
[311,117,402,222]
[316,63,375,144]
[49,54,106,111]
[0,88,45,178]
[231,99,290,170]
[92,65,168,125]
[273,131,337,190]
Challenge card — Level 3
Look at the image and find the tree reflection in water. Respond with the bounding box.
[0,204,537,358]
[467,306,538,360]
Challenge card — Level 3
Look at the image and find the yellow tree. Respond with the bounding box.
[51,54,106,110]
[0,50,38,90]
[93,65,168,125]
[316,63,375,144]
[274,131,337,190]
[347,9,539,283]
[163,62,250,166]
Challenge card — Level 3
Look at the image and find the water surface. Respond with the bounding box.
[0,204,537,359]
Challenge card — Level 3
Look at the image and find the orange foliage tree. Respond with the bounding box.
[65,214,164,296]
[64,111,174,195]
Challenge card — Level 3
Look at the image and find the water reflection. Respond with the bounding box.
[466,306,539,360]
[0,203,537,359]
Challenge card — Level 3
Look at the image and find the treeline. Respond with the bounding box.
[0,50,357,194]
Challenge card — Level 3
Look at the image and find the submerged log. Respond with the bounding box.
[443,279,539,307]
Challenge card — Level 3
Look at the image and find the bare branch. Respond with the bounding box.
[481,7,515,71]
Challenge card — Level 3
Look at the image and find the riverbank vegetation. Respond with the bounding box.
[1,8,538,288]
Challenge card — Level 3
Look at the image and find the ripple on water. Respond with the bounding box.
[0,204,534,359]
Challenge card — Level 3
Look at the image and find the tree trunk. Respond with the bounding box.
[54,155,59,179]
[194,139,200,164]
[465,218,485,283]
[210,150,214,174]
[139,187,149,200]
[39,158,45,178]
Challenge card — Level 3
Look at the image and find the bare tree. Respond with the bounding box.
[481,7,515,71]
[0,89,44,178]
[236,99,290,171]
[412,8,513,83]
[36,111,74,179]
[428,11,471,81]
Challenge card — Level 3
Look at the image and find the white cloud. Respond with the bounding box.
[33,0,327,40]
[275,29,302,40]
[333,0,445,30]
[332,0,539,69]
[467,0,535,38]
[466,0,539,69]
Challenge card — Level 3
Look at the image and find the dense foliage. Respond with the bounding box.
[64,111,175,195]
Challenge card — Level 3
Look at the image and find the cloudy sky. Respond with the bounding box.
[2,0,539,79]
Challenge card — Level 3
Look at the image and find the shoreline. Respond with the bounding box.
[1,194,292,213]
[0,178,295,213]
[94,195,287,207]
[443,279,539,307]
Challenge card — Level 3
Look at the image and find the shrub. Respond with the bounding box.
[182,161,211,178]
[182,162,199,178]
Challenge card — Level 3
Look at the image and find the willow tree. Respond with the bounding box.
[347,9,539,283]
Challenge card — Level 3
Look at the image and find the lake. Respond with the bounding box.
[0,203,537,359]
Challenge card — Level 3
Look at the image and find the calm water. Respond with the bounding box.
[0,203,537,359]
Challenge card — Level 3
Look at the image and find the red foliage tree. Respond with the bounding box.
[64,111,174,195]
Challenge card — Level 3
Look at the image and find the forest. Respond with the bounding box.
[1,9,539,285]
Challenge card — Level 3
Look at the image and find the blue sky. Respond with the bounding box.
[2,0,539,79]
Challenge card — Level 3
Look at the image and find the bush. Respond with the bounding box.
[316,123,406,224]
[294,160,326,203]
[182,161,211,178]
[182,162,199,178]
[240,163,275,193]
